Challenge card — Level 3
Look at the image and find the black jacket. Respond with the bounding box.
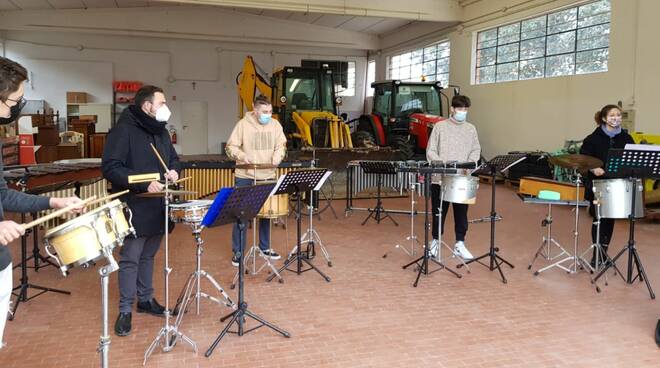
[580,125,635,201]
[102,106,180,237]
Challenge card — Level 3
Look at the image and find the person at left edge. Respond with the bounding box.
[0,57,85,350]
[102,85,180,337]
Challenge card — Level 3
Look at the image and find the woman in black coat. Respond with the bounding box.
[579,104,634,267]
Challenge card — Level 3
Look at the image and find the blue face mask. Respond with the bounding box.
[453,110,468,122]
[258,113,272,125]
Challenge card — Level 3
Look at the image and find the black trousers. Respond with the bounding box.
[589,203,614,246]
[431,184,468,241]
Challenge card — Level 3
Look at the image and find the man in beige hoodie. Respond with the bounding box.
[226,95,287,266]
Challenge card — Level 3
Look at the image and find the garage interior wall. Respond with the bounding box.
[0,31,367,155]
[375,0,656,158]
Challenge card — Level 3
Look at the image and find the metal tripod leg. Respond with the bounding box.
[385,179,420,259]
[529,204,571,272]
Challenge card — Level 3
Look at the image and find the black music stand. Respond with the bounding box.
[457,154,526,283]
[593,146,659,299]
[204,184,290,358]
[10,213,71,320]
[267,169,331,282]
[359,161,398,226]
[400,164,461,287]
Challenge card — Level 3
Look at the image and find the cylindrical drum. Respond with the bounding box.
[442,174,479,204]
[593,178,645,219]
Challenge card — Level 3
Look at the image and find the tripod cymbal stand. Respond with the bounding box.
[144,164,196,365]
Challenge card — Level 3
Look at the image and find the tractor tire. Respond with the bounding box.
[390,135,415,159]
[352,130,376,148]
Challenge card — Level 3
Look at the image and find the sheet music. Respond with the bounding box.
[625,143,660,152]
[313,171,332,191]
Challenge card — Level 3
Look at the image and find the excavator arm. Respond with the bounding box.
[236,56,272,118]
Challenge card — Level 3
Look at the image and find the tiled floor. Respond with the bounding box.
[1,183,658,367]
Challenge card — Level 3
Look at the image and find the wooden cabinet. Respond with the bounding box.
[89,133,107,158]
[69,120,96,158]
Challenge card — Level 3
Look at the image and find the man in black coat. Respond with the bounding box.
[102,85,180,337]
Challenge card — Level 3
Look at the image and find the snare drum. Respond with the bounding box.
[44,200,133,274]
[442,174,479,204]
[169,200,213,223]
[593,179,645,219]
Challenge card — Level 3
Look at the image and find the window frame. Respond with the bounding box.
[387,40,451,87]
[474,0,611,85]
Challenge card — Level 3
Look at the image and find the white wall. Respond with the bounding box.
[376,0,656,158]
[1,31,367,154]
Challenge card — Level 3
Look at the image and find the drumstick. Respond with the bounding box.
[86,190,130,207]
[150,143,170,172]
[174,176,192,184]
[22,195,97,230]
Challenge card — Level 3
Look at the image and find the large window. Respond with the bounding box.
[475,0,611,84]
[365,60,376,97]
[388,41,450,86]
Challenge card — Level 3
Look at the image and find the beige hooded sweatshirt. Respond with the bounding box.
[226,111,287,180]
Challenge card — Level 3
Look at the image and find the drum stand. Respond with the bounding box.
[594,176,655,299]
[533,172,590,275]
[233,173,285,285]
[144,177,197,365]
[10,212,71,320]
[98,249,119,368]
[231,218,284,288]
[174,224,235,318]
[402,174,461,287]
[528,202,572,273]
[384,174,421,259]
[297,189,332,267]
[580,203,619,288]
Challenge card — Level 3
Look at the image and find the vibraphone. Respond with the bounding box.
[4,161,108,229]
[179,156,315,201]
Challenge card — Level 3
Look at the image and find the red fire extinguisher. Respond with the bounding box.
[169,127,177,144]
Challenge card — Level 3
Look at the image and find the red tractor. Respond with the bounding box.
[353,80,449,158]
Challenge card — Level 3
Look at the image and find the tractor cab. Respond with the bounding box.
[271,67,348,149]
[354,80,446,158]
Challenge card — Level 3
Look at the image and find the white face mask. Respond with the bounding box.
[606,117,621,128]
[155,105,171,122]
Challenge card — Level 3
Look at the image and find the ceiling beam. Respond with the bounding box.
[156,0,463,22]
[0,6,380,49]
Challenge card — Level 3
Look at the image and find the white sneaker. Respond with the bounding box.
[454,241,473,260]
[428,239,439,258]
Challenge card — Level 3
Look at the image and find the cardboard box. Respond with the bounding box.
[67,92,88,104]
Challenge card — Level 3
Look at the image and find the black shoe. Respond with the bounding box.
[114,312,132,336]
[262,249,281,260]
[232,255,240,267]
[655,319,660,348]
[137,298,166,316]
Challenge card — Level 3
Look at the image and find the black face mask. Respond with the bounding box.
[0,99,26,125]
